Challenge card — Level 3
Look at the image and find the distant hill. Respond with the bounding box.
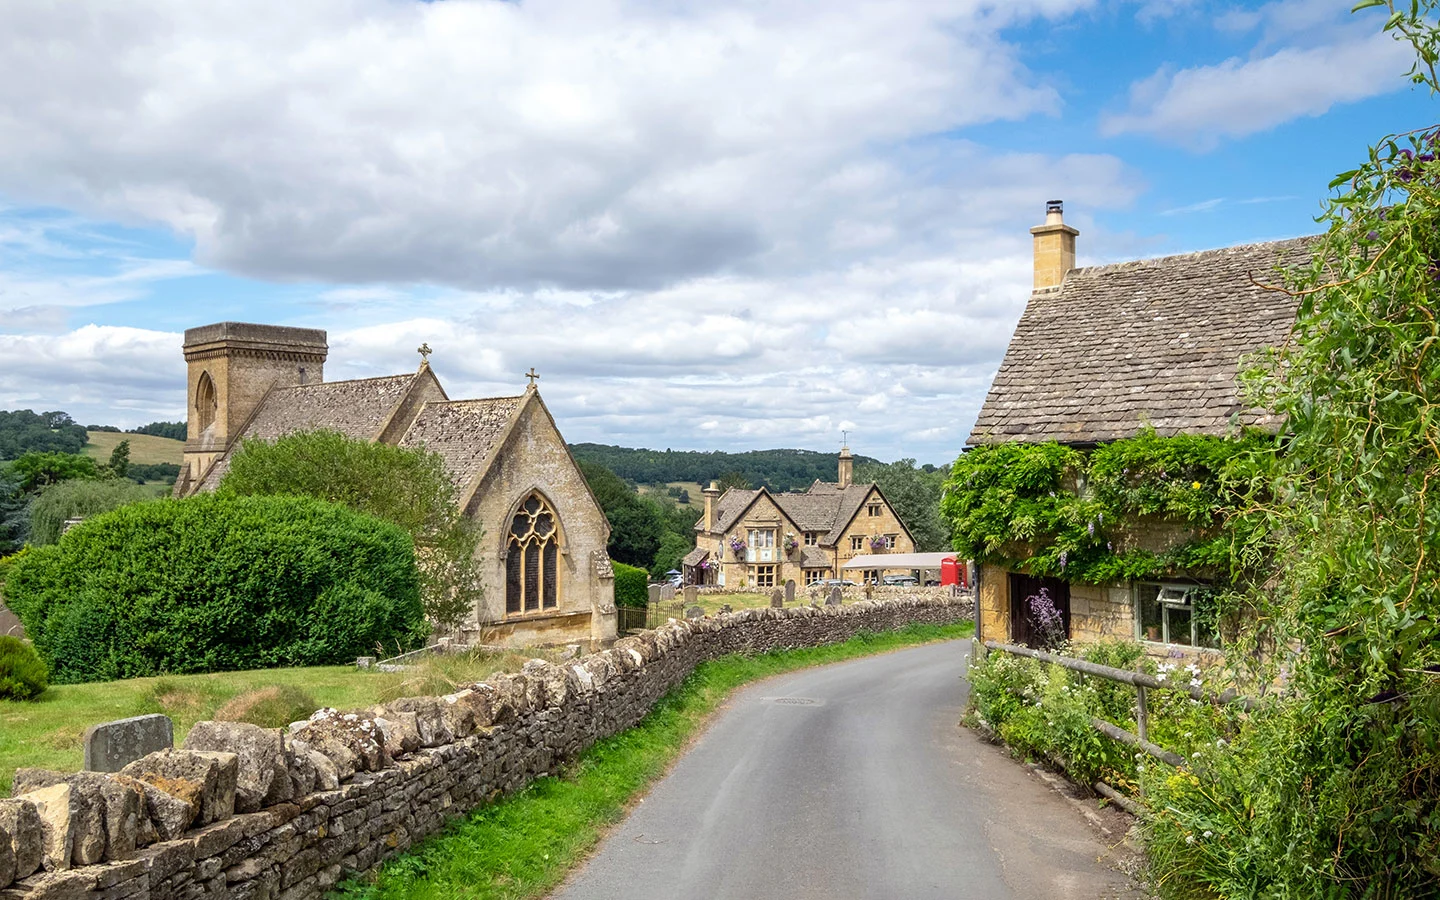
[568,444,880,494]
[84,431,184,466]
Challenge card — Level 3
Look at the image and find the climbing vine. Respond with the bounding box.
[940,428,1273,586]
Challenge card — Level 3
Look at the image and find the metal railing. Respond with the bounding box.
[981,640,1256,811]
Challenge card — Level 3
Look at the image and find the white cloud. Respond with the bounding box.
[1102,29,1412,147]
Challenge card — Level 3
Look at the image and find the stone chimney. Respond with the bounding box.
[838,446,853,488]
[1030,199,1078,291]
[703,481,721,532]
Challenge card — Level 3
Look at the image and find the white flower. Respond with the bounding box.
[1216,739,1227,748]
[1185,835,1195,845]
[1190,678,1203,688]
[1185,663,1200,676]
[1192,752,1202,759]
[1156,671,1169,682]
[1203,831,1213,838]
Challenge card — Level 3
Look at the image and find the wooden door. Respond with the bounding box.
[1008,573,1071,648]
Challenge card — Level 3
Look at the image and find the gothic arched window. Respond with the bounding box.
[505,493,560,614]
[195,371,217,432]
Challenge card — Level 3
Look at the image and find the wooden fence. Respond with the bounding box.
[981,640,1256,813]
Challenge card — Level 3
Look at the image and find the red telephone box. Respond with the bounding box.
[940,556,964,588]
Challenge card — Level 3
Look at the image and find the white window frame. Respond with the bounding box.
[1133,581,1215,648]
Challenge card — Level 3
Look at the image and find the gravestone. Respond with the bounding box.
[684,585,698,606]
[83,714,174,773]
[648,584,662,604]
[661,584,676,602]
[770,589,784,608]
[826,587,843,606]
[784,580,796,604]
[686,606,704,619]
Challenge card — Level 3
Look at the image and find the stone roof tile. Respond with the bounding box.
[397,396,525,489]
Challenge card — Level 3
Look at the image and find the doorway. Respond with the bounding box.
[1007,573,1071,648]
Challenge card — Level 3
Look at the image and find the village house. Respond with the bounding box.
[174,322,617,648]
[684,447,916,589]
[968,202,1310,651]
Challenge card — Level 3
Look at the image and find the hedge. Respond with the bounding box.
[612,561,649,608]
[0,635,47,700]
[4,494,427,683]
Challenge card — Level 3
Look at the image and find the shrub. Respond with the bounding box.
[27,477,152,546]
[215,685,319,729]
[4,494,427,683]
[612,562,649,608]
[0,635,48,700]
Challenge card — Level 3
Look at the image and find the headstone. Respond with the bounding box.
[648,584,662,604]
[770,589,784,608]
[785,580,796,604]
[686,606,704,619]
[83,714,173,774]
[684,585,698,605]
[662,584,676,602]
[864,582,874,600]
[720,604,733,614]
[355,656,375,669]
[826,587,843,606]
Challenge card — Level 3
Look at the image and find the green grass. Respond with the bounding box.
[333,620,973,900]
[83,431,185,466]
[0,648,562,795]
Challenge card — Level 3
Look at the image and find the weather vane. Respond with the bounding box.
[842,429,849,446]
[417,342,432,363]
[526,367,540,388]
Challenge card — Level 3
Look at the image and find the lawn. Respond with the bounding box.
[335,620,973,900]
[0,647,562,795]
[83,431,185,465]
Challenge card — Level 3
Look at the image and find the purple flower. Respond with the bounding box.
[1367,230,1379,241]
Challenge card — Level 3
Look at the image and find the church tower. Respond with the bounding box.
[176,322,328,494]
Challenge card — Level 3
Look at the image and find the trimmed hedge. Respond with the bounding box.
[612,561,649,608]
[0,635,47,700]
[4,494,427,683]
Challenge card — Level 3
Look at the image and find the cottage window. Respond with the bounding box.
[850,535,864,551]
[748,528,775,563]
[1134,583,1217,648]
[804,532,818,546]
[804,569,824,586]
[867,503,882,517]
[754,565,776,589]
[506,493,560,615]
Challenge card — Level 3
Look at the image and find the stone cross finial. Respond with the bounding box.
[526,367,540,388]
[417,342,432,363]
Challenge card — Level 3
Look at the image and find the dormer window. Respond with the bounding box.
[867,503,882,517]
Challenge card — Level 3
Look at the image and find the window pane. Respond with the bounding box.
[543,541,558,609]
[511,514,531,539]
[534,513,554,538]
[524,542,541,611]
[506,544,523,614]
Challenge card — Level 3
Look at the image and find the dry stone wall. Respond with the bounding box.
[1,596,968,900]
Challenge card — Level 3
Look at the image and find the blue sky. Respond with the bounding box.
[0,0,1432,464]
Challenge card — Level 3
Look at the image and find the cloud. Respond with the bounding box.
[1102,29,1411,147]
[0,325,182,418]
[0,0,1096,293]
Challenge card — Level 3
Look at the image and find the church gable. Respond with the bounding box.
[398,395,525,493]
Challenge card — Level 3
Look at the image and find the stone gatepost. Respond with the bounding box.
[770,589,784,608]
[784,579,796,604]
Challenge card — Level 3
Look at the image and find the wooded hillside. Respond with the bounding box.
[568,444,881,493]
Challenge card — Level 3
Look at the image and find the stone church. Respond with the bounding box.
[174,321,617,647]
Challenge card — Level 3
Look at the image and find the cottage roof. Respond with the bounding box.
[397,396,525,488]
[701,481,879,547]
[681,547,710,568]
[799,546,831,568]
[968,237,1313,446]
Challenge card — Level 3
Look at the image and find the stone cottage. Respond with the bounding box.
[174,322,616,647]
[684,447,915,588]
[968,202,1310,650]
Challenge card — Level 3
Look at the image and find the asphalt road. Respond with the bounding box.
[551,640,1139,900]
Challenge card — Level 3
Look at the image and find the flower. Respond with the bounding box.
[1191,480,1202,489]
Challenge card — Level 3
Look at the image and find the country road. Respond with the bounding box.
[551,640,1140,900]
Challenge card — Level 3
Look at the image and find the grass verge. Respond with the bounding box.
[332,620,973,900]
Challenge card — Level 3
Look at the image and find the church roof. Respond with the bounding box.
[398,396,525,488]
[968,236,1312,446]
[241,374,417,443]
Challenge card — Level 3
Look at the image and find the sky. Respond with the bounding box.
[0,0,1433,466]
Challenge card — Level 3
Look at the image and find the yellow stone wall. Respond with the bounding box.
[1069,582,1135,645]
[976,562,1010,644]
[835,486,916,570]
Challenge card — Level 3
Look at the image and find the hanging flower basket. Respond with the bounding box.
[868,534,889,551]
[728,536,748,559]
[783,533,800,553]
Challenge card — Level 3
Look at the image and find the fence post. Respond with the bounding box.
[1136,685,1149,743]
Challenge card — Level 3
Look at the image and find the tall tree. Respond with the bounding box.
[854,459,948,552]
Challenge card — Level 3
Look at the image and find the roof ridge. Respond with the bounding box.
[1069,234,1317,278]
[275,372,414,391]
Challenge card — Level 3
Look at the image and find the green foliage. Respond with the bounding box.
[0,470,27,555]
[214,685,319,729]
[941,430,1269,585]
[650,532,692,581]
[0,635,47,701]
[127,462,181,484]
[569,443,880,493]
[28,477,152,546]
[9,451,100,492]
[219,431,480,630]
[612,562,649,608]
[0,410,87,460]
[129,421,187,441]
[577,459,667,568]
[105,439,131,479]
[3,494,426,683]
[854,458,949,552]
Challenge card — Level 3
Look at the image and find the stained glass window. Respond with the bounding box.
[506,493,562,614]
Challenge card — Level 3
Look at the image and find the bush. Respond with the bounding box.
[0,635,48,700]
[215,685,319,729]
[612,562,649,608]
[4,494,427,683]
[27,477,152,545]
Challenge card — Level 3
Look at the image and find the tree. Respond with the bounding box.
[0,410,88,460]
[0,470,27,555]
[129,421,187,441]
[105,440,131,479]
[218,431,481,630]
[577,459,663,568]
[855,458,949,552]
[10,452,99,492]
[715,470,750,492]
[27,478,152,546]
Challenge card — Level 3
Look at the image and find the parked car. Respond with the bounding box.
[882,574,919,587]
[819,578,857,588]
[665,573,683,588]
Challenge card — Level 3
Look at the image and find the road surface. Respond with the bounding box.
[551,640,1139,900]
